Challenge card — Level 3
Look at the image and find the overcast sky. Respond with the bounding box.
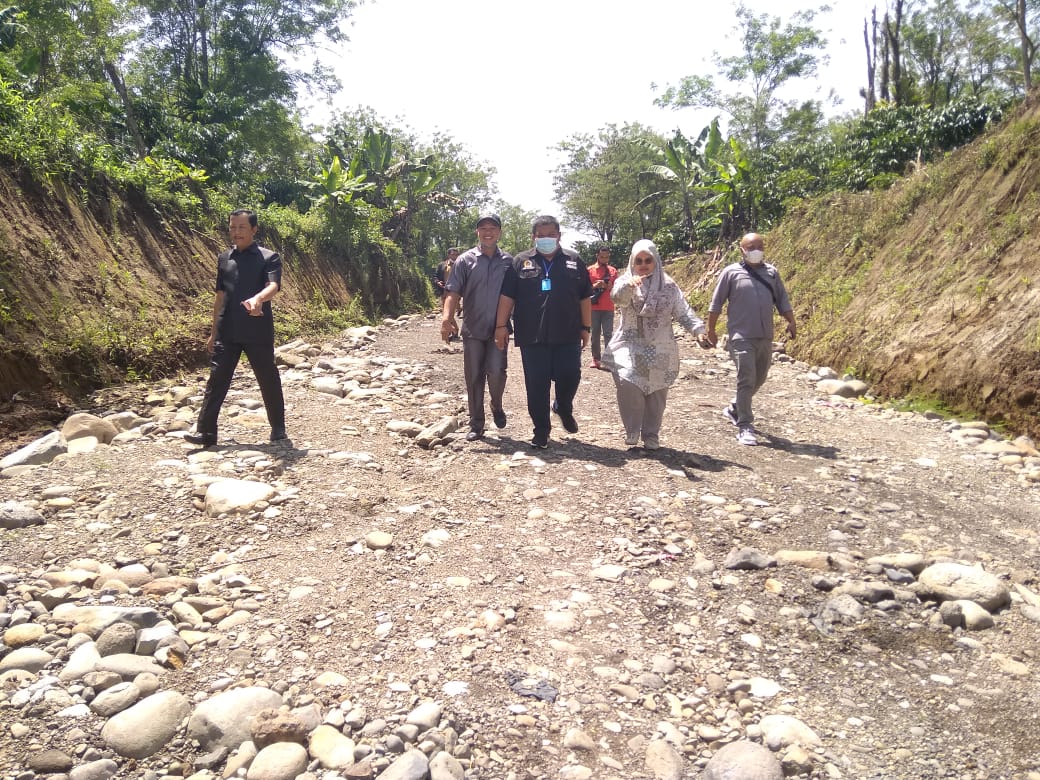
[299,0,875,222]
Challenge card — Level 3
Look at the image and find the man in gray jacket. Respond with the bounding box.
[441,213,513,441]
[706,232,797,446]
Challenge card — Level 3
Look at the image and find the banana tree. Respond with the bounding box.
[637,123,712,250]
[303,154,374,223]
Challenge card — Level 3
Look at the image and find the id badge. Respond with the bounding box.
[541,278,552,292]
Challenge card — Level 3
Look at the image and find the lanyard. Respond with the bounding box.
[540,257,554,278]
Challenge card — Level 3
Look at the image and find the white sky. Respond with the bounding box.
[300,0,875,222]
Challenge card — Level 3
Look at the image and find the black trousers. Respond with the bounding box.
[197,341,285,436]
[519,342,582,436]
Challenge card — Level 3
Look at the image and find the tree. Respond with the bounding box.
[552,123,664,243]
[655,2,828,153]
[993,0,1039,91]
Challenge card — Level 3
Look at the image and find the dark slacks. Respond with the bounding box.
[197,340,285,436]
[519,342,582,437]
[462,336,507,432]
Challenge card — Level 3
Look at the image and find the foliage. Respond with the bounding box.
[552,123,665,243]
[655,2,829,152]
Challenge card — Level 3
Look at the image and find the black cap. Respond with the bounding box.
[475,212,502,228]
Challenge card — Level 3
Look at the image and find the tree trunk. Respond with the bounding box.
[884,0,906,105]
[103,61,148,160]
[863,10,878,114]
[880,11,891,102]
[1016,0,1034,92]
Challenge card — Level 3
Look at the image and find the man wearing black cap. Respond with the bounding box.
[441,212,513,441]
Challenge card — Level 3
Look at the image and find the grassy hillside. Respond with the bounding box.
[675,95,1040,439]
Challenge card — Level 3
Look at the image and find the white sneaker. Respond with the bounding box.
[737,427,758,446]
[722,405,738,426]
[625,435,639,446]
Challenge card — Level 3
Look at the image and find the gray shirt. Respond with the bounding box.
[708,262,792,340]
[446,245,512,340]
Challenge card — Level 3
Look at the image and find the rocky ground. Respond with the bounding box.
[2,313,1040,780]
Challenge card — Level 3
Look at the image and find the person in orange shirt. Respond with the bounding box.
[587,244,618,370]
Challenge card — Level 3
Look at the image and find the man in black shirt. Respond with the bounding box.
[495,215,593,448]
[186,209,287,447]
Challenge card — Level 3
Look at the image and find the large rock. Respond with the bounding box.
[415,416,459,449]
[374,749,429,780]
[0,430,65,468]
[245,741,308,780]
[62,412,119,444]
[0,501,45,529]
[204,479,278,516]
[51,604,164,634]
[100,690,191,758]
[915,562,1011,611]
[187,686,284,751]
[703,741,783,779]
[309,724,356,769]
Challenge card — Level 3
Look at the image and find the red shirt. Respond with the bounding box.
[589,263,618,311]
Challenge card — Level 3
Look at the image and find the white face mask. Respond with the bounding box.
[744,249,765,265]
[535,237,558,255]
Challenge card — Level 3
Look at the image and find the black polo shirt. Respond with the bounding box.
[500,247,593,347]
[214,243,282,344]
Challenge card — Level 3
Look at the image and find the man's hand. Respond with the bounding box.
[785,321,797,340]
[242,296,263,317]
[705,329,717,347]
[440,317,458,343]
[696,332,714,349]
[494,328,508,350]
[581,330,590,349]
[206,334,216,354]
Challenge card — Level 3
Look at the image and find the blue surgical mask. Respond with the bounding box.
[535,237,557,254]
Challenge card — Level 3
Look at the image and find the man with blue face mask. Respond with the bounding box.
[495,215,594,448]
[706,232,797,446]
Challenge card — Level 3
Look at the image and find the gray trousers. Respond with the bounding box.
[463,336,507,431]
[729,337,773,427]
[590,309,614,362]
[614,375,668,444]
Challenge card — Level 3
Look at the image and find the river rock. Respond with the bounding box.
[0,500,46,529]
[916,562,1011,611]
[246,741,308,780]
[0,431,66,468]
[205,479,278,516]
[187,686,285,751]
[704,740,783,779]
[100,690,191,758]
[62,412,119,444]
[309,724,356,769]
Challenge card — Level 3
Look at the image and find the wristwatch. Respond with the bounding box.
[581,325,592,332]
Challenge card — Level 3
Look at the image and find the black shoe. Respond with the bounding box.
[492,407,507,429]
[552,401,579,434]
[530,432,549,449]
[466,430,484,441]
[270,428,288,442]
[185,432,217,447]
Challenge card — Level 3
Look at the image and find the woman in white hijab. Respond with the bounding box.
[602,239,710,449]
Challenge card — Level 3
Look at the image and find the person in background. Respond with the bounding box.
[706,232,797,446]
[587,244,618,370]
[441,214,512,441]
[434,247,460,323]
[495,215,593,449]
[186,209,287,447]
[603,239,711,450]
